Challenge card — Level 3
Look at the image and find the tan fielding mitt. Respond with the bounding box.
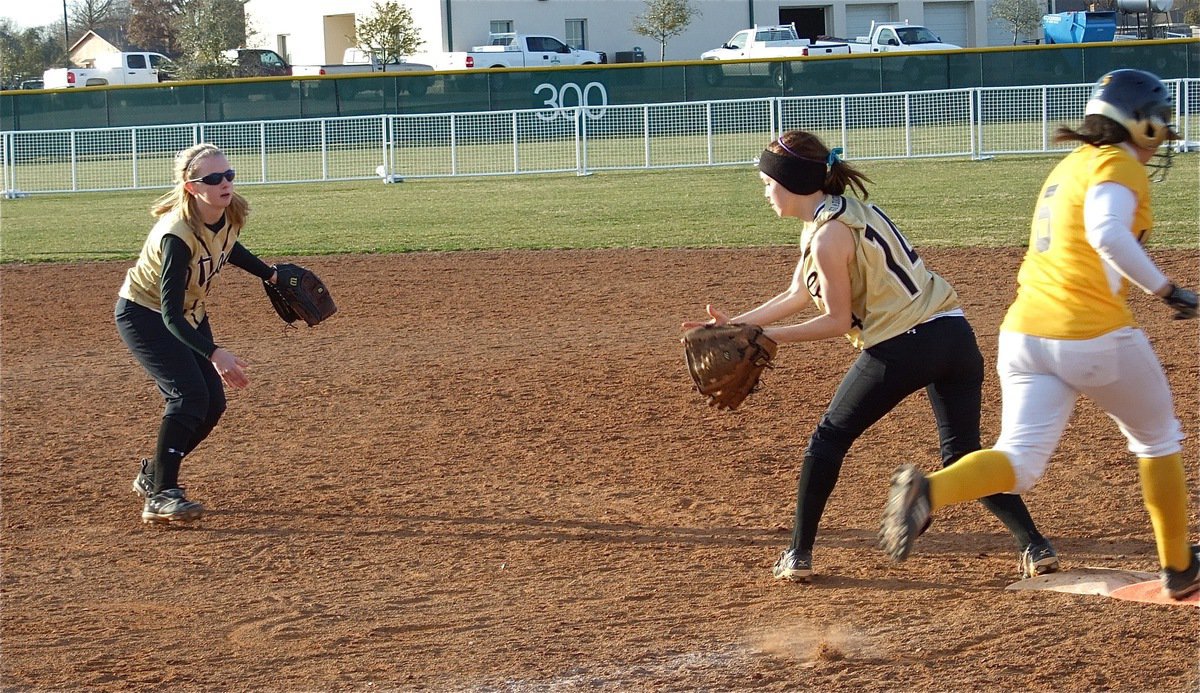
[682,323,777,411]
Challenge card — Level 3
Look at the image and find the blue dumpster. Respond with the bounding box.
[1042,11,1118,43]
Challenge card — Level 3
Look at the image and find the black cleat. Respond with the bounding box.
[772,548,813,582]
[132,458,154,498]
[1019,541,1061,579]
[141,488,204,525]
[879,464,931,562]
[1161,546,1200,600]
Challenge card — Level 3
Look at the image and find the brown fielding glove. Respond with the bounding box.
[682,323,778,411]
[264,263,337,327]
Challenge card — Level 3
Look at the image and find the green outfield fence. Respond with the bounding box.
[3,80,1196,196]
[3,40,1197,132]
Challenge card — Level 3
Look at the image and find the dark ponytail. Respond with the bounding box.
[1053,114,1130,146]
[767,130,873,199]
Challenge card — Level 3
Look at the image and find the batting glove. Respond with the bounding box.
[1162,283,1199,320]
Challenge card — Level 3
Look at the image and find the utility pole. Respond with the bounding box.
[63,0,70,47]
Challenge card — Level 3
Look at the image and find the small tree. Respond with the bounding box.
[632,0,699,62]
[991,0,1044,45]
[0,20,68,86]
[355,0,423,63]
[1180,0,1199,26]
[171,0,249,79]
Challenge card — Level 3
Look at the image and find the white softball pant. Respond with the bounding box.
[993,327,1185,493]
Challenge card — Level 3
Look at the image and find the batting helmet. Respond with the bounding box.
[1084,69,1177,151]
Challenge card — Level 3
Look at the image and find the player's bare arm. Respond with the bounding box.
[764,220,855,344]
[682,259,810,330]
[727,282,806,327]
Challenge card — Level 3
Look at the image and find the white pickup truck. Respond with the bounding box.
[700,24,850,87]
[43,51,171,89]
[831,22,961,53]
[292,48,435,94]
[410,33,605,73]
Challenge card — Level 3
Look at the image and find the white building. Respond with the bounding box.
[245,0,1023,67]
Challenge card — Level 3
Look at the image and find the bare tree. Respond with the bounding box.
[69,0,131,40]
[128,0,183,55]
[355,0,424,62]
[990,0,1043,45]
[631,0,699,62]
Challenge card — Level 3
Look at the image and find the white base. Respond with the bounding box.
[1006,567,1157,596]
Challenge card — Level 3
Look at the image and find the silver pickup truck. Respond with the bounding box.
[700,24,850,88]
[292,49,435,95]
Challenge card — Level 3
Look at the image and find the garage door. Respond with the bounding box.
[923,2,971,46]
[846,4,899,40]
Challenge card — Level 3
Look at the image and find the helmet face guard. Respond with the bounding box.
[1145,143,1176,183]
[1085,69,1178,181]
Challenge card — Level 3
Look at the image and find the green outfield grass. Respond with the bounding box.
[0,154,1195,263]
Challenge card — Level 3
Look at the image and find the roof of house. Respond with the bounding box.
[69,27,133,53]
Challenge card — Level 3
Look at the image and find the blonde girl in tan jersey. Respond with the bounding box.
[116,143,279,524]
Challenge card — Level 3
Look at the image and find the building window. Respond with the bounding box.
[565,18,586,50]
[490,20,513,36]
[276,34,290,62]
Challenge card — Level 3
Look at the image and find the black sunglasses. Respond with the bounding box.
[189,169,236,185]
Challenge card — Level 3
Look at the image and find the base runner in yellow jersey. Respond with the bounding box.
[683,130,1058,582]
[115,143,282,525]
[880,69,1200,600]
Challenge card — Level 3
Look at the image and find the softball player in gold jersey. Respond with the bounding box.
[684,130,1057,582]
[116,143,279,524]
[881,69,1200,599]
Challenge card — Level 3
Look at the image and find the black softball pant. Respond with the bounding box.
[790,315,1045,555]
[115,298,226,485]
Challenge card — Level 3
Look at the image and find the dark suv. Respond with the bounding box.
[225,48,292,77]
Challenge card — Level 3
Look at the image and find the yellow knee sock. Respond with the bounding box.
[1139,453,1193,571]
[927,450,1018,512]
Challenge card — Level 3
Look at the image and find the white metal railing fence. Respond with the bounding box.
[2,80,1196,196]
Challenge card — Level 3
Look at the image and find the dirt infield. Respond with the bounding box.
[2,247,1197,691]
